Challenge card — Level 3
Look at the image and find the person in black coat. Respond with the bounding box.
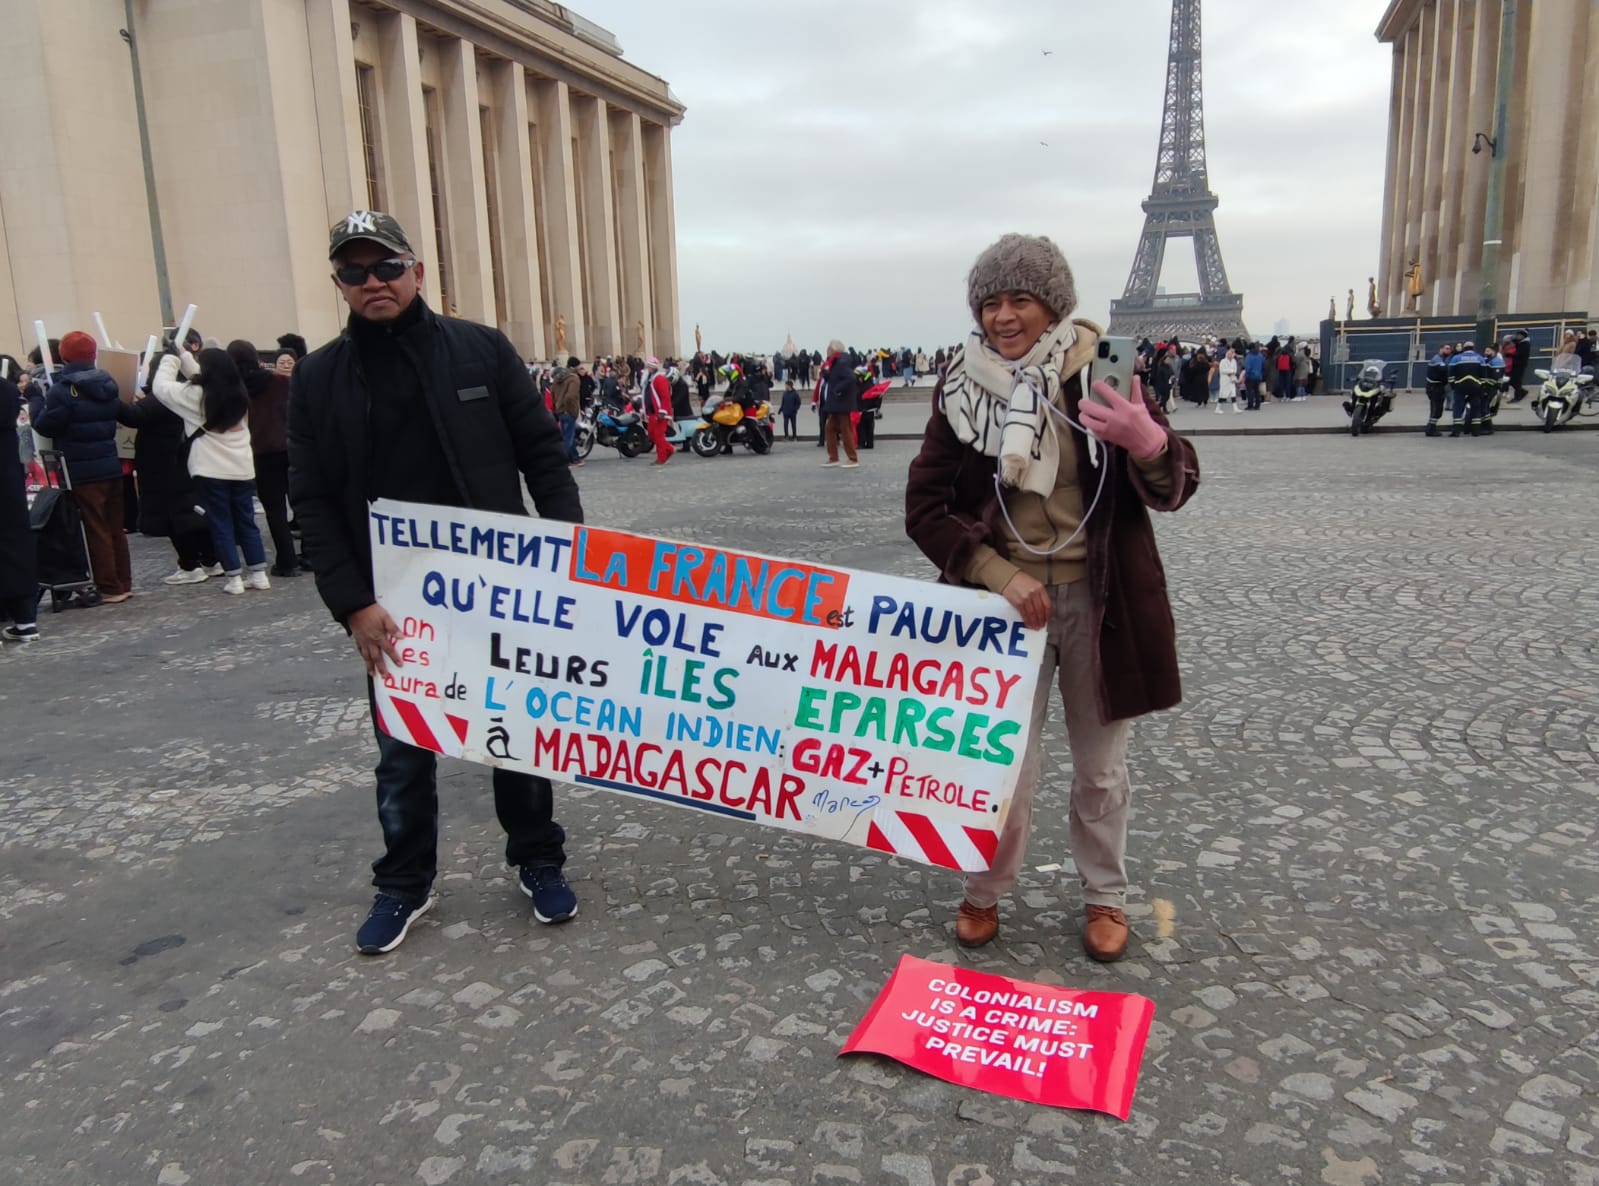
[669,367,693,419]
[289,210,584,955]
[0,370,39,641]
[818,342,860,466]
[120,381,218,583]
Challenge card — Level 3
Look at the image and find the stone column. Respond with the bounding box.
[571,95,621,357]
[489,60,545,359]
[260,0,352,342]
[609,108,652,361]
[303,0,365,218]
[642,121,680,359]
[438,37,494,322]
[1377,45,1405,318]
[1514,0,1580,311]
[1385,27,1419,315]
[1454,4,1500,310]
[1574,3,1599,316]
[1415,1,1450,317]
[531,76,584,360]
[1433,0,1476,316]
[376,12,438,310]
[1397,12,1433,316]
[1495,0,1536,311]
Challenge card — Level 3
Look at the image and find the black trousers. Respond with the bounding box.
[253,451,297,572]
[173,523,217,571]
[1425,383,1447,422]
[857,409,876,449]
[369,687,565,902]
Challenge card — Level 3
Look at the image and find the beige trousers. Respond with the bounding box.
[963,580,1132,909]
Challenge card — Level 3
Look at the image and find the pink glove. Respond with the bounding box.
[1078,377,1168,461]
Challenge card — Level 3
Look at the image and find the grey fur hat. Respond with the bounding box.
[966,233,1077,324]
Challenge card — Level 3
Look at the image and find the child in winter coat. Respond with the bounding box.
[779,381,801,440]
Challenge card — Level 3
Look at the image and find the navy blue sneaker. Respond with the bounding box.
[519,865,577,924]
[355,892,435,954]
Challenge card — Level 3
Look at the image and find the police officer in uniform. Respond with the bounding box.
[1424,343,1452,437]
[1447,341,1492,438]
[1480,344,1506,435]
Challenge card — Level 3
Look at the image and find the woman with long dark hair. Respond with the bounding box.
[152,346,269,595]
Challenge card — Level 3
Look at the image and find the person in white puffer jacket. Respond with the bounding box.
[152,347,270,595]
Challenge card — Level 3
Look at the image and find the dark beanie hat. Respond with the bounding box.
[58,331,99,364]
[966,234,1078,325]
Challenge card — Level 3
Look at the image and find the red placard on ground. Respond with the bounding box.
[839,954,1155,1120]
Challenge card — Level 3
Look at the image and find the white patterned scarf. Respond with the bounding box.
[940,321,1080,497]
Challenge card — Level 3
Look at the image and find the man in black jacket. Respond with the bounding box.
[289,210,585,955]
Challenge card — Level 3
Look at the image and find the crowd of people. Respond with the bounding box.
[1,326,309,643]
[1138,335,1319,414]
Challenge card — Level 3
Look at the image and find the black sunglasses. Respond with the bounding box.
[334,258,414,285]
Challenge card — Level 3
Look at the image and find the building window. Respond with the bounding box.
[422,87,451,314]
[355,64,385,210]
[480,105,507,326]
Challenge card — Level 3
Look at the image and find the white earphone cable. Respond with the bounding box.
[990,361,1110,559]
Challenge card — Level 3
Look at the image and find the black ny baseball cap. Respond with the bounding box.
[328,210,414,260]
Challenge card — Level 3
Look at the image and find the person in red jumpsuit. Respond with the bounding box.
[642,357,674,465]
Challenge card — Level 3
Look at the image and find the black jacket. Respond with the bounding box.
[121,394,204,538]
[0,379,35,600]
[32,363,128,486]
[818,354,859,414]
[288,301,582,625]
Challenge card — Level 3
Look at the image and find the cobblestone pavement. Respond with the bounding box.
[3,432,1597,1186]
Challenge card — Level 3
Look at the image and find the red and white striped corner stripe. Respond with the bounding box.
[375,694,469,757]
[866,811,1000,872]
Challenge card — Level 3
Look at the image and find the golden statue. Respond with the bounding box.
[635,319,646,354]
[554,314,567,355]
[694,323,702,353]
[1366,276,1381,319]
[1404,259,1423,313]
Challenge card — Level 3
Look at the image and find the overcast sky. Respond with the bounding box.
[579,0,1395,352]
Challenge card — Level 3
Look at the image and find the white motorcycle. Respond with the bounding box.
[1529,352,1597,432]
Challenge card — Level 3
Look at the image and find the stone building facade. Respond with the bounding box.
[0,0,684,361]
[1376,0,1598,319]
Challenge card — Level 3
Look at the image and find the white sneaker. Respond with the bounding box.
[821,461,840,467]
[1233,403,1241,413]
[162,567,209,585]
[221,575,245,595]
[1215,406,1225,414]
[841,461,860,468]
[203,564,225,577]
[246,570,271,591]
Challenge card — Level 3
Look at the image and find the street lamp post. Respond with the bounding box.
[121,0,174,327]
[1474,0,1518,350]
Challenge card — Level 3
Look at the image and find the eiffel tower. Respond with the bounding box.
[1107,0,1248,342]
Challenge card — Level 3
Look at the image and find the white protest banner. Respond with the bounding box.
[369,499,1046,872]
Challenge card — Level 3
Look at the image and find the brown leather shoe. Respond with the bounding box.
[955,900,999,948]
[1082,905,1129,962]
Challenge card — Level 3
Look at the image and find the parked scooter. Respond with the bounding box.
[690,392,775,456]
[593,398,651,458]
[1343,360,1394,436]
[1529,353,1597,432]
[572,407,596,460]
